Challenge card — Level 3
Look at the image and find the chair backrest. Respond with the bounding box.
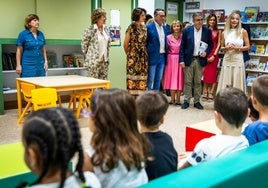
[20,82,36,102]
[31,88,57,111]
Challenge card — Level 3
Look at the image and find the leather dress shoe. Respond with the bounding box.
[194,102,204,110]
[181,102,189,109]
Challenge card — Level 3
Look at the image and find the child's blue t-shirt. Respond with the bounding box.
[243,121,268,145]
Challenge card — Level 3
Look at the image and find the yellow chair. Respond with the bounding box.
[17,83,36,124]
[31,88,57,111]
[68,89,94,118]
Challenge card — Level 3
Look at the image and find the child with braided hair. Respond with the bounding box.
[19,107,101,188]
[83,88,150,187]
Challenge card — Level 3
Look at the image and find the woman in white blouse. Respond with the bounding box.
[81,8,110,80]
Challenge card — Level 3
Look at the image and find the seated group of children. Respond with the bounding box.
[18,75,268,187]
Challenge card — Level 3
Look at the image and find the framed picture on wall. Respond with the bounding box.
[109,26,121,46]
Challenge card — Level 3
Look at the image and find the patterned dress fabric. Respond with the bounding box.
[126,23,148,95]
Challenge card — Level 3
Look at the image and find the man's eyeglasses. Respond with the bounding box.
[195,18,203,22]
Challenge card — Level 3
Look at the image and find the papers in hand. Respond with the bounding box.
[198,41,208,55]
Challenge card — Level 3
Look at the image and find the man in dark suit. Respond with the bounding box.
[179,12,213,110]
[146,8,169,91]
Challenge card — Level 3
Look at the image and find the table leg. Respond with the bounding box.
[16,80,22,117]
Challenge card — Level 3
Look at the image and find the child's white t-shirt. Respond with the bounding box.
[30,171,101,188]
[187,134,249,166]
[85,146,148,188]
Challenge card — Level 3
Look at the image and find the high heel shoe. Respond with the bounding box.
[169,100,175,105]
[208,93,214,101]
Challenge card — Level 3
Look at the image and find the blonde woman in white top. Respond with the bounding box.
[217,10,250,93]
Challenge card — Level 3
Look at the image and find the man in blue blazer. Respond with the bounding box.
[146,8,170,91]
[179,12,213,110]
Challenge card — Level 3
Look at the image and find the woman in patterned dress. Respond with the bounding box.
[123,7,148,97]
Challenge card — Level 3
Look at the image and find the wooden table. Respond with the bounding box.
[16,75,110,117]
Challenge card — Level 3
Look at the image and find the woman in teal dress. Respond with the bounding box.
[16,14,48,77]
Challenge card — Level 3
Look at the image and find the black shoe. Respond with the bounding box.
[194,102,204,110]
[181,102,189,109]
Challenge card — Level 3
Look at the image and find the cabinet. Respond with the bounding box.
[0,38,87,113]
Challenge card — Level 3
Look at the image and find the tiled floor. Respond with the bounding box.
[0,99,216,154]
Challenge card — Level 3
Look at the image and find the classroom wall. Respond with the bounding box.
[36,0,91,39]
[0,0,36,38]
[102,0,132,89]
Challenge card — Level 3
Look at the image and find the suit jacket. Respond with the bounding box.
[179,25,213,67]
[146,22,169,65]
[81,24,110,67]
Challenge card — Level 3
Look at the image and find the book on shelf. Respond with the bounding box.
[249,43,256,54]
[214,9,225,23]
[202,9,214,22]
[246,57,260,70]
[241,11,247,22]
[46,52,57,68]
[265,44,268,55]
[72,53,85,67]
[246,73,258,86]
[256,44,266,54]
[63,55,74,67]
[264,63,268,71]
[244,6,260,22]
[257,62,266,71]
[263,12,268,22]
[250,25,268,39]
[201,9,225,23]
[2,52,16,70]
[257,12,265,22]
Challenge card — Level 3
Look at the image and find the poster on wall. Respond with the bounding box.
[167,2,178,15]
[109,26,121,46]
[110,9,121,46]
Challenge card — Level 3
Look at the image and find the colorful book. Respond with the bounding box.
[244,6,260,22]
[264,63,268,71]
[202,9,214,22]
[72,53,85,67]
[250,26,268,39]
[250,43,256,54]
[214,9,225,23]
[257,62,266,71]
[263,12,268,22]
[256,44,265,54]
[246,57,260,70]
[63,55,74,67]
[46,52,57,68]
[246,73,258,86]
[257,12,265,22]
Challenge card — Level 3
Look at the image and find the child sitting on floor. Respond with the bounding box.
[243,75,268,145]
[83,88,150,187]
[179,87,249,170]
[136,91,178,181]
[19,107,100,188]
